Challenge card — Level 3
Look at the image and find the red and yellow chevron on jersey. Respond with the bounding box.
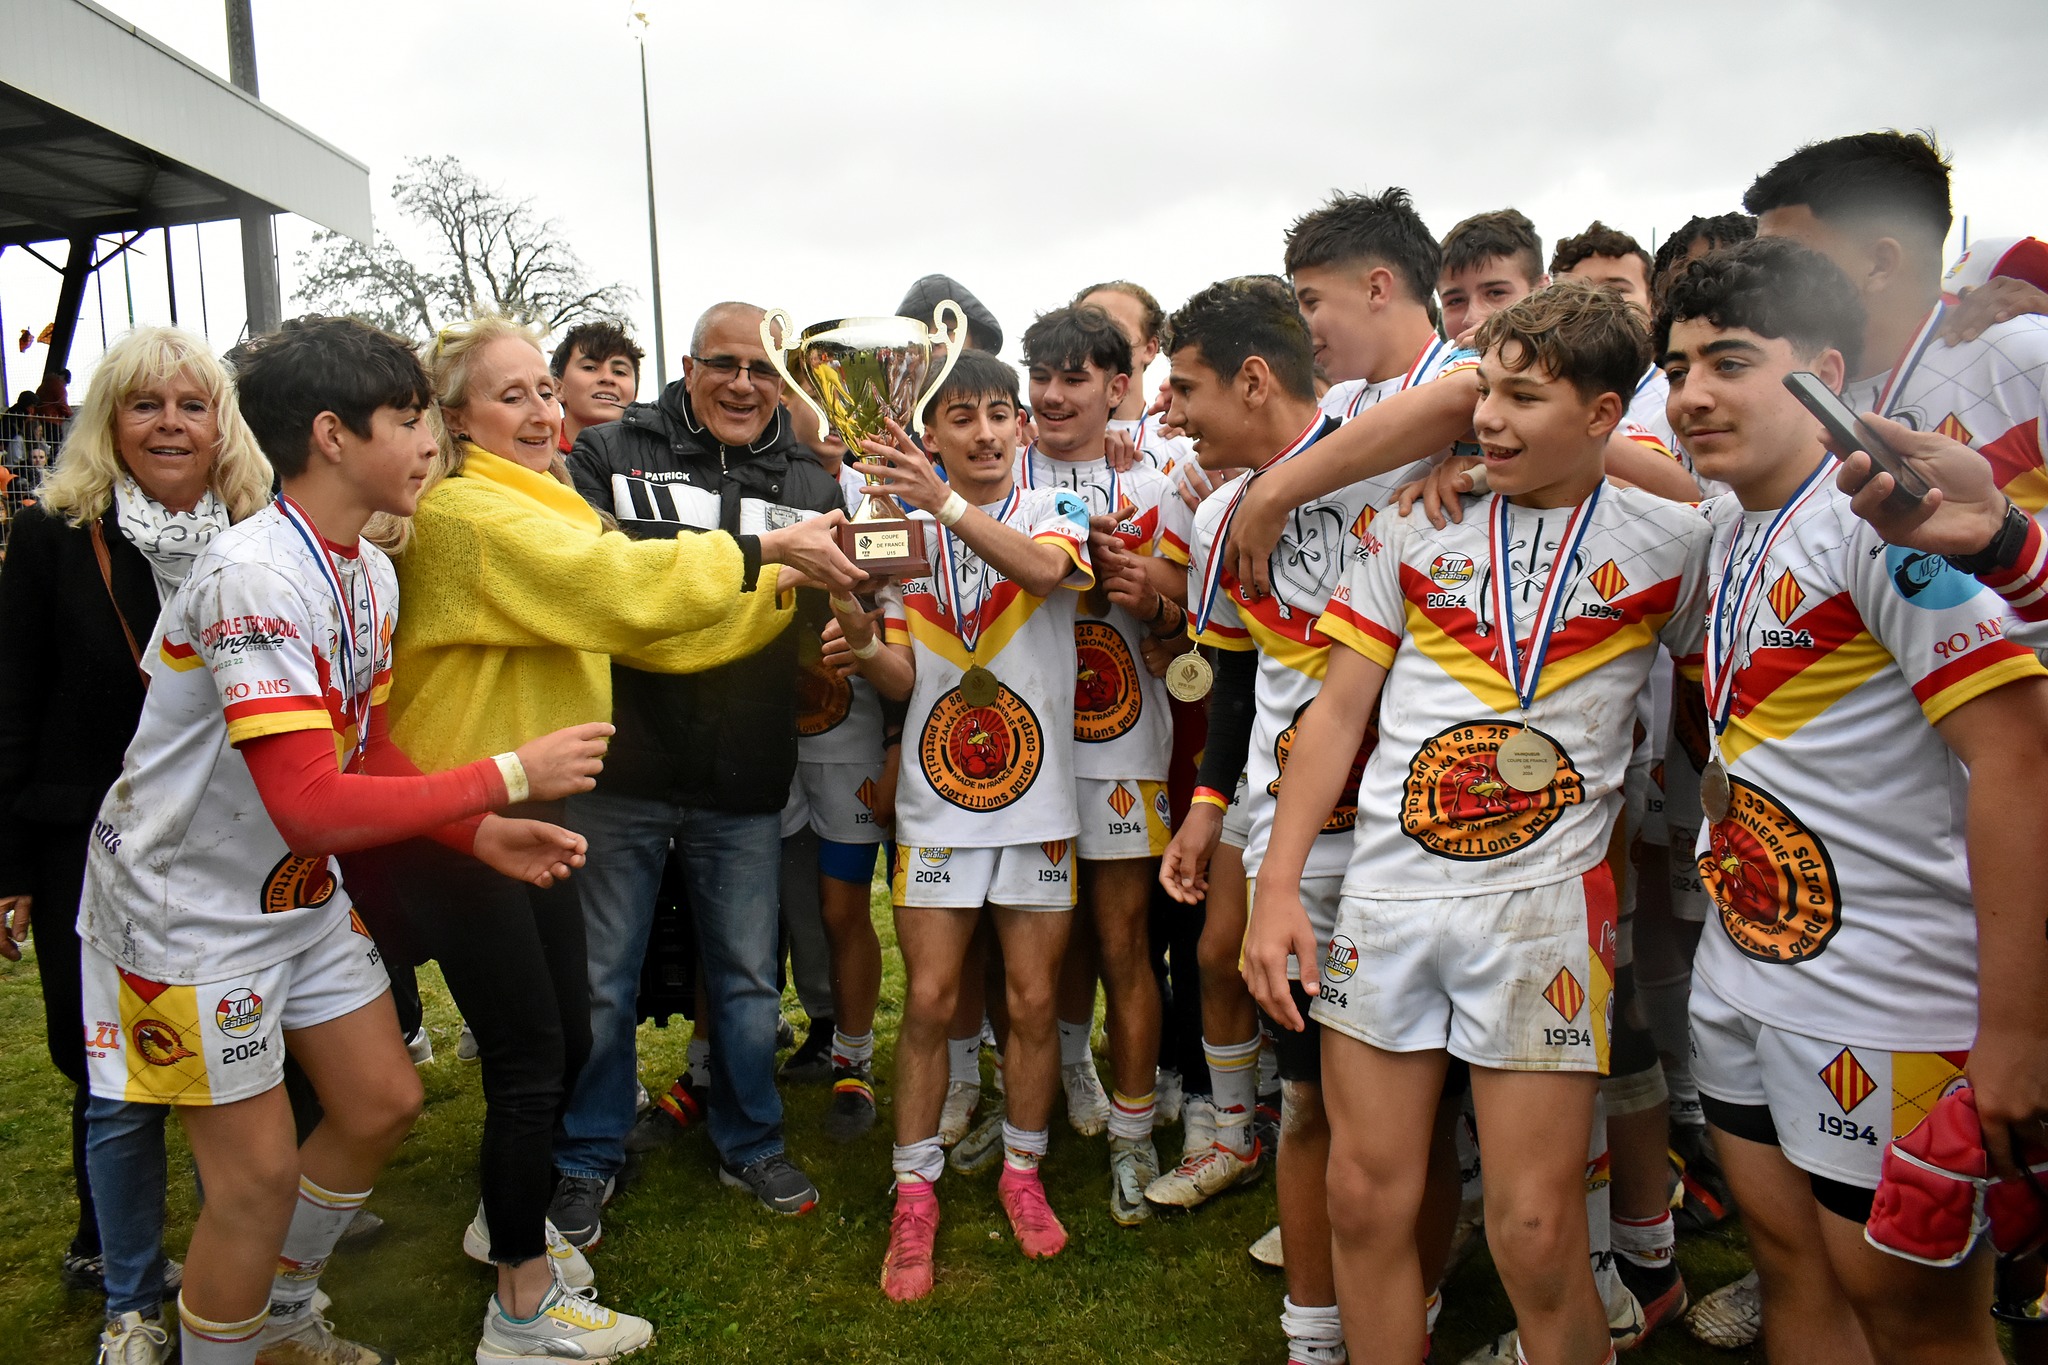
[1692,483,2045,1052]
[1317,488,1711,899]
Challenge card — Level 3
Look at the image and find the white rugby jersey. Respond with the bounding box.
[882,488,1094,847]
[1841,305,2048,516]
[1019,448,1192,783]
[80,504,396,983]
[1628,365,1677,453]
[1109,413,1196,479]
[1188,341,1479,879]
[1689,480,2043,1050]
[1317,488,1710,900]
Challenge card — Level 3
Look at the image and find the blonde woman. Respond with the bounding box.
[350,314,850,1359]
[0,328,268,1358]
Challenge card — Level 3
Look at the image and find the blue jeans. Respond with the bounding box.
[555,790,786,1175]
[85,1093,171,1317]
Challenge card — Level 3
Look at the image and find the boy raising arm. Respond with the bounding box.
[825,354,1095,1302]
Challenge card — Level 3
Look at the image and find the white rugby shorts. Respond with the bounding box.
[1311,866,1619,1074]
[892,839,1078,911]
[1074,777,1171,860]
[82,907,388,1107]
[780,759,889,844]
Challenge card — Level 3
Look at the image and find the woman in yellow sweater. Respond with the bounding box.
[357,315,856,1358]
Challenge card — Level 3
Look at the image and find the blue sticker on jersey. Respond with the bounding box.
[1884,545,1983,610]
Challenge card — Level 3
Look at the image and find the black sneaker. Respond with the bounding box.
[822,1065,877,1143]
[719,1151,818,1215]
[60,1247,102,1293]
[1252,1100,1281,1155]
[779,1021,837,1084]
[547,1174,615,1250]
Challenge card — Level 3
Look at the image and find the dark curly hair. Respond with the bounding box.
[1654,237,1866,374]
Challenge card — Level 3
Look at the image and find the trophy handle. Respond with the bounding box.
[760,308,829,433]
[908,298,968,437]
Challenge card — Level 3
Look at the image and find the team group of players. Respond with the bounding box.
[59,124,2048,1365]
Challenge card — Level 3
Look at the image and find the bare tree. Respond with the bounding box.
[294,156,633,338]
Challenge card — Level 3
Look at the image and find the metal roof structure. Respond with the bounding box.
[0,0,371,248]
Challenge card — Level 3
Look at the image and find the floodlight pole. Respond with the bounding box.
[225,0,281,338]
[638,33,668,388]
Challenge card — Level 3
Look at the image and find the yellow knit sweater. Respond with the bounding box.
[389,445,793,771]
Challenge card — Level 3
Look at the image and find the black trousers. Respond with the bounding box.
[344,818,590,1265]
[27,821,98,1254]
[1148,879,1210,1097]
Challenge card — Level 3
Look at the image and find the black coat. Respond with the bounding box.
[568,385,842,812]
[0,502,161,896]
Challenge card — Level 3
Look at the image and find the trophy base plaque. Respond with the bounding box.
[841,516,929,581]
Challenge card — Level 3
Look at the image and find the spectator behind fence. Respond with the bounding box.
[0,327,271,1355]
[352,313,841,1357]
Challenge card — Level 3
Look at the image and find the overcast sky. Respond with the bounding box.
[7,0,2048,399]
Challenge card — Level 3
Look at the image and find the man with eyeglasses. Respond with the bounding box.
[555,301,861,1232]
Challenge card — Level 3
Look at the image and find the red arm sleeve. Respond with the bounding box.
[241,718,507,859]
[360,703,490,854]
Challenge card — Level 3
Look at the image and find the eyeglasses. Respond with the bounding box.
[691,355,782,384]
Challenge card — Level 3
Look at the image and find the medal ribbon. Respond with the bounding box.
[936,488,1021,655]
[275,495,377,771]
[1701,456,1835,737]
[1189,413,1329,637]
[1486,485,1604,713]
[1873,303,1946,419]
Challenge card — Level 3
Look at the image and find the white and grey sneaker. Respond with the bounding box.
[457,1023,480,1061]
[937,1081,981,1147]
[1062,1059,1111,1137]
[97,1311,170,1365]
[476,1281,651,1363]
[462,1205,595,1291]
[404,1026,434,1065]
[1687,1269,1761,1348]
[1248,1224,1284,1268]
[1154,1068,1184,1126]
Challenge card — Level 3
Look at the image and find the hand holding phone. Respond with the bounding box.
[1783,372,1930,508]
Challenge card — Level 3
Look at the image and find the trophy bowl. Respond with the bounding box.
[762,300,965,580]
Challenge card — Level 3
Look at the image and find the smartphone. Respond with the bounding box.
[1783,371,1930,506]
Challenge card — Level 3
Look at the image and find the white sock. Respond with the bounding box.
[831,1028,874,1070]
[1587,1105,1627,1318]
[1204,1035,1261,1119]
[1613,1210,1676,1270]
[892,1137,945,1186]
[263,1177,368,1331]
[947,1035,981,1085]
[687,1036,711,1087]
[1058,1019,1091,1067]
[1425,1287,1443,1332]
[179,1293,266,1365]
[1280,1296,1346,1364]
[1001,1122,1048,1173]
[1108,1089,1155,1141]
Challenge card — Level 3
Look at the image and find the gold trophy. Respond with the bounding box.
[761,300,966,580]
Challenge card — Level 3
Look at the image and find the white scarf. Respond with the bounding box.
[112,475,231,600]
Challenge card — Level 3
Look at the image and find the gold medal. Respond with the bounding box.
[959,664,1000,708]
[1165,651,1214,702]
[1495,726,1559,793]
[1700,758,1732,823]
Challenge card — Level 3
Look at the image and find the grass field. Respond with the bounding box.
[0,880,1769,1363]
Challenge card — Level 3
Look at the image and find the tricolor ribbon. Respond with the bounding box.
[1873,303,1947,420]
[936,488,1020,653]
[1188,414,1330,638]
[275,495,376,771]
[1486,484,1604,713]
[1346,335,1449,419]
[1701,456,1836,738]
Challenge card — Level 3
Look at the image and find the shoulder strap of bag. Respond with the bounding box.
[88,519,146,681]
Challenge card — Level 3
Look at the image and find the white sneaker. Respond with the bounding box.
[404,1027,434,1065]
[1248,1224,1284,1268]
[463,1205,595,1291]
[457,1023,480,1060]
[938,1081,981,1147]
[1687,1268,1761,1348]
[1179,1096,1218,1156]
[252,1310,395,1364]
[1108,1136,1159,1226]
[98,1311,171,1365]
[1143,1136,1262,1209]
[1062,1059,1111,1137]
[1461,1283,1645,1364]
[476,1281,652,1363]
[1154,1068,1184,1126]
[1602,1275,1646,1350]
